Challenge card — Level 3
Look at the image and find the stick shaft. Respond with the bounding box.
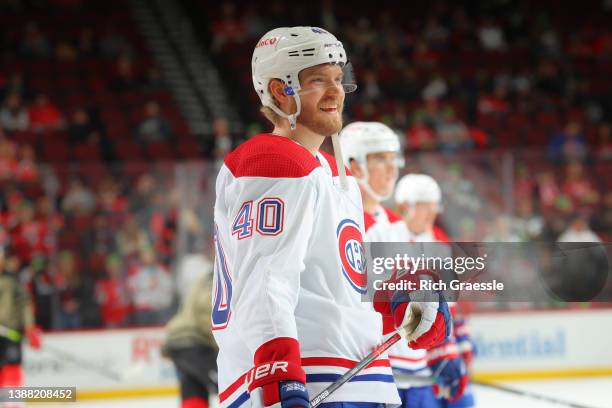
[310,332,402,407]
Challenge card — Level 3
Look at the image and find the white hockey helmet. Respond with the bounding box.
[339,121,404,201]
[252,26,356,130]
[340,122,403,167]
[395,173,442,209]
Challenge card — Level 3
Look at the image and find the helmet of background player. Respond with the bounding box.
[339,121,404,201]
[395,174,442,208]
[252,26,357,130]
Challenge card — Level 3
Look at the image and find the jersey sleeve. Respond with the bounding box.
[219,173,318,357]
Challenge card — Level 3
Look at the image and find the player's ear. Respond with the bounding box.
[268,79,291,110]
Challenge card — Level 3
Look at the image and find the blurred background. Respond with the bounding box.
[0,0,611,406]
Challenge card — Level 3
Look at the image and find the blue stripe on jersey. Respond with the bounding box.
[306,374,396,383]
[226,391,249,408]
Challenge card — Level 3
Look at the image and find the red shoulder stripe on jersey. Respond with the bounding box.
[319,150,351,177]
[301,357,390,369]
[364,211,376,232]
[433,225,450,243]
[224,134,321,178]
[383,207,402,223]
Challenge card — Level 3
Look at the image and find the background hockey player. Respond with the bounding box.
[162,271,217,408]
[0,247,42,408]
[395,174,476,407]
[340,122,465,407]
[212,27,451,408]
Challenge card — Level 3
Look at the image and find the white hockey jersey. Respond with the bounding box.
[212,134,401,408]
[363,206,431,389]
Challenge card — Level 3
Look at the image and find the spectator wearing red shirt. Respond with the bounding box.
[561,161,600,209]
[28,93,64,132]
[0,136,18,181]
[95,254,130,328]
[406,114,437,150]
[15,144,39,184]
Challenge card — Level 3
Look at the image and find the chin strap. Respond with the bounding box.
[331,132,348,191]
[358,178,392,202]
[267,90,302,130]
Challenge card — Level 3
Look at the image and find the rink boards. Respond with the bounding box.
[22,309,612,399]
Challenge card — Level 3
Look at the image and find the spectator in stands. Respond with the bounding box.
[561,161,600,209]
[61,178,96,214]
[100,24,133,58]
[96,175,128,217]
[512,197,544,241]
[68,108,101,145]
[137,101,172,143]
[55,40,78,62]
[211,2,247,52]
[19,22,51,59]
[548,120,588,162]
[536,170,562,211]
[359,70,382,103]
[211,117,232,163]
[55,251,87,329]
[15,144,39,184]
[28,93,64,132]
[0,72,30,102]
[95,254,130,328]
[597,121,612,160]
[484,215,522,242]
[85,214,117,255]
[77,27,97,59]
[478,83,510,115]
[10,200,50,264]
[514,163,536,201]
[0,93,29,132]
[116,216,150,259]
[478,17,506,51]
[437,108,473,152]
[127,248,175,326]
[535,60,566,96]
[142,67,165,92]
[406,113,437,150]
[558,215,601,242]
[0,135,18,181]
[110,55,141,93]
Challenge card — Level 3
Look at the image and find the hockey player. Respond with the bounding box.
[212,27,451,408]
[163,271,218,408]
[339,122,457,407]
[395,174,475,408]
[0,248,42,408]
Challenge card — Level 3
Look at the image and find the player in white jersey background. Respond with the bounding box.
[395,174,476,408]
[340,122,473,408]
[212,27,451,408]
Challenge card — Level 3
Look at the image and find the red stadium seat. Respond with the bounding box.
[145,142,175,160]
[114,142,144,160]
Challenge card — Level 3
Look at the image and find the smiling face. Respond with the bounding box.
[296,64,346,136]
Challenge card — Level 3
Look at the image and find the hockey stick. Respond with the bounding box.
[0,324,145,382]
[393,370,597,408]
[309,331,402,407]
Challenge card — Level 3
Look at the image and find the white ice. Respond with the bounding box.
[35,376,612,408]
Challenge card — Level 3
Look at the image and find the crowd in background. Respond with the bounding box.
[0,0,611,331]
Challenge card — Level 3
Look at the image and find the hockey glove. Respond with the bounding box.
[427,341,468,402]
[247,337,309,408]
[390,290,451,350]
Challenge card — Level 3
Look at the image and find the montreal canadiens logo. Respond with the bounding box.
[337,219,367,294]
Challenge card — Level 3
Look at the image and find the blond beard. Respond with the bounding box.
[299,102,344,136]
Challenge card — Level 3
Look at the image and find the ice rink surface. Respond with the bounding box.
[35,376,612,408]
